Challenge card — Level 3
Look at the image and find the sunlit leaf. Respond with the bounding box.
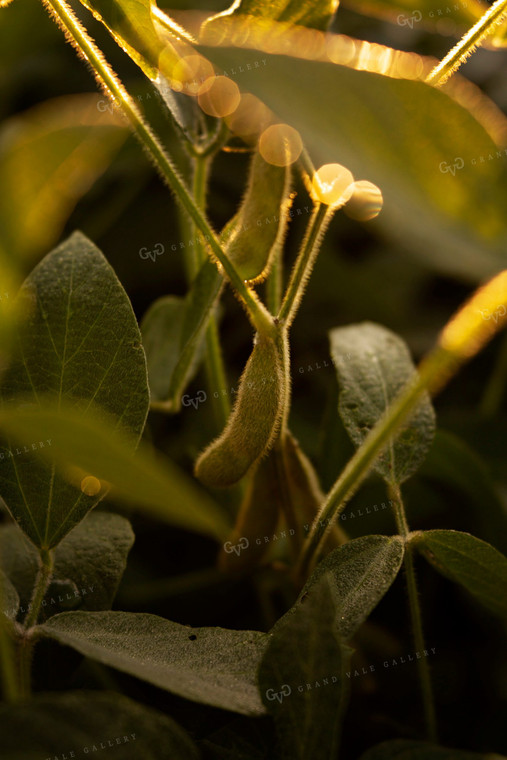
[202,0,339,36]
[0,400,230,541]
[330,322,436,485]
[41,610,267,715]
[0,232,149,548]
[0,95,127,263]
[412,529,507,618]
[200,35,507,280]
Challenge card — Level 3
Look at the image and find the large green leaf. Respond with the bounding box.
[0,512,134,621]
[199,39,507,280]
[301,534,405,639]
[0,400,230,541]
[0,690,199,760]
[40,610,267,716]
[411,529,507,618]
[202,0,339,34]
[0,232,149,548]
[0,95,127,263]
[359,739,506,760]
[259,576,353,760]
[329,322,435,485]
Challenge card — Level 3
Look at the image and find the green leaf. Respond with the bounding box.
[0,511,134,621]
[0,569,19,620]
[298,534,405,639]
[259,576,353,760]
[359,739,507,760]
[258,535,403,759]
[330,322,435,485]
[0,690,199,760]
[411,529,507,618]
[0,400,230,541]
[202,0,339,35]
[40,610,267,716]
[0,232,149,548]
[199,42,507,280]
[141,259,222,408]
[0,95,127,263]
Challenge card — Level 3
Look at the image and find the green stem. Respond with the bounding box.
[479,331,507,417]
[390,484,437,742]
[278,204,330,327]
[23,549,53,630]
[296,347,457,580]
[42,0,275,338]
[266,247,283,315]
[426,0,507,86]
[191,153,230,429]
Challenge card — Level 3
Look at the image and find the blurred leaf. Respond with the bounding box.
[0,400,230,541]
[0,232,149,548]
[259,576,353,760]
[141,259,222,407]
[359,739,507,760]
[412,529,507,618]
[0,512,134,621]
[340,0,486,35]
[0,95,127,262]
[419,430,507,554]
[0,569,19,620]
[0,690,199,760]
[40,610,267,716]
[200,40,507,280]
[202,0,339,33]
[330,322,435,485]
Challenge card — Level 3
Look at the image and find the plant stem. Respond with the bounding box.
[23,549,53,630]
[389,484,437,742]
[191,153,231,429]
[278,204,330,327]
[426,0,507,86]
[42,0,275,338]
[266,247,283,314]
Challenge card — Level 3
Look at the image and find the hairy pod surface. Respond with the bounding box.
[225,151,291,284]
[195,334,286,487]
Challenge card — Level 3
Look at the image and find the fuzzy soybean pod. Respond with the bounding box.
[224,151,291,284]
[195,334,286,488]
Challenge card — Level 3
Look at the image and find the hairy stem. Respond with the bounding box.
[390,484,437,742]
[23,549,54,630]
[278,204,330,327]
[42,0,275,337]
[426,0,507,86]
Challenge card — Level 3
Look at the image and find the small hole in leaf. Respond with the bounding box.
[188,634,197,641]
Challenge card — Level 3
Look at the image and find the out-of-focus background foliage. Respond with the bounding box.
[1,1,506,756]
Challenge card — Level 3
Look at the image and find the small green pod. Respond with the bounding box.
[195,334,286,488]
[224,150,291,284]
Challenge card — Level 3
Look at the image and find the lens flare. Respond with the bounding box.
[345,181,383,221]
[80,475,102,497]
[198,76,241,117]
[312,164,355,207]
[259,124,303,167]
